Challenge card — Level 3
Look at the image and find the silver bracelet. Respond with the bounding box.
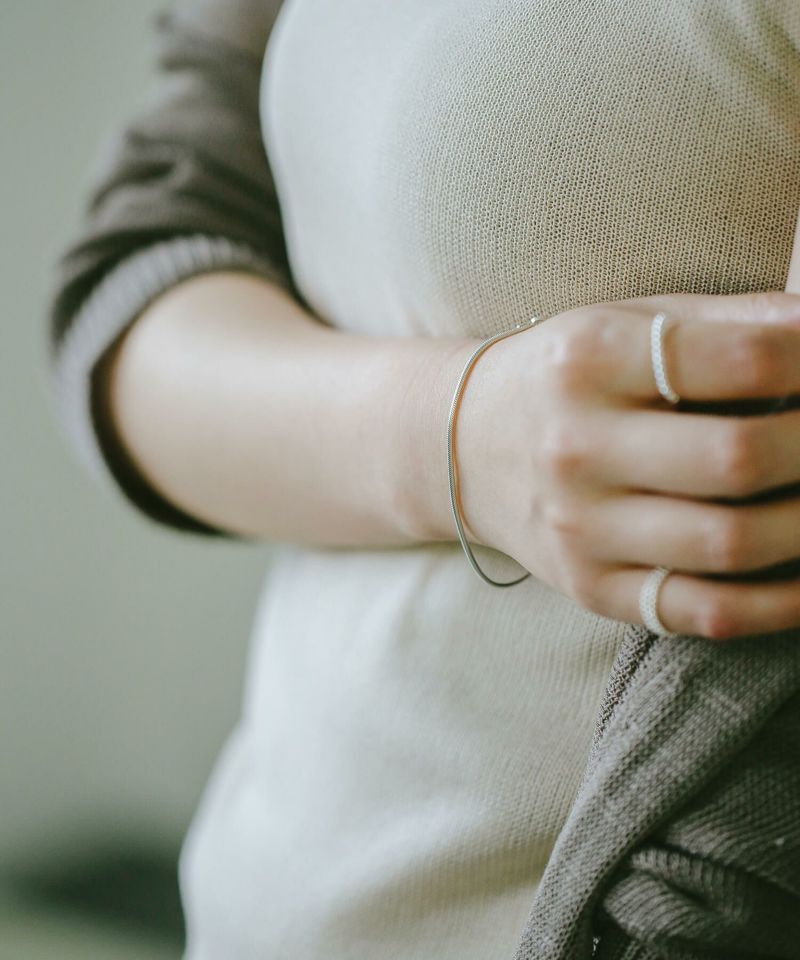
[446,314,544,587]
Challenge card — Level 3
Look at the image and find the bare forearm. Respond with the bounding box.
[96,271,479,545]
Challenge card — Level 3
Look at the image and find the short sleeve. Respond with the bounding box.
[43,0,300,537]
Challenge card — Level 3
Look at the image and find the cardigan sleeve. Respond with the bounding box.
[43,0,301,538]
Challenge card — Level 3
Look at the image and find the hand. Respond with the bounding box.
[454,291,800,640]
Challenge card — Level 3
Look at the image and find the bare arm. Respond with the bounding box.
[94,259,800,640]
[94,269,480,547]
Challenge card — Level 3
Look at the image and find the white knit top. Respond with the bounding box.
[176,5,643,956]
[50,2,800,957]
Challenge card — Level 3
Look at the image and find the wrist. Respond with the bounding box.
[393,335,485,545]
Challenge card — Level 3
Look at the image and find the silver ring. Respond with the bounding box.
[650,312,681,404]
[639,566,678,636]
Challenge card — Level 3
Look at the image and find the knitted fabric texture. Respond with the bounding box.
[44,0,800,957]
[514,625,800,959]
[43,0,298,534]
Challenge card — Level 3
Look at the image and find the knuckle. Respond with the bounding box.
[713,420,763,496]
[540,423,594,482]
[547,319,604,393]
[564,563,603,611]
[541,493,586,540]
[704,512,750,572]
[695,594,738,641]
[726,327,783,395]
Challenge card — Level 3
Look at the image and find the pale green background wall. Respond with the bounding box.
[1,0,273,881]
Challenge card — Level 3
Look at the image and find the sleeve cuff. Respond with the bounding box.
[47,232,291,537]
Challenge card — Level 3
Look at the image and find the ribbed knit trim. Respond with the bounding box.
[47,233,292,535]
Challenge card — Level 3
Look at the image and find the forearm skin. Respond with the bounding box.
[96,270,481,547]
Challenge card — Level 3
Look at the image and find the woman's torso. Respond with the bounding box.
[180,3,800,958]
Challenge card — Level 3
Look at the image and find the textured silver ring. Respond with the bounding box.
[639,566,677,636]
[650,312,681,404]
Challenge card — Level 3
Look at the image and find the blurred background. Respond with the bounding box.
[2,3,275,955]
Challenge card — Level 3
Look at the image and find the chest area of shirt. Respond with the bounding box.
[260,0,800,336]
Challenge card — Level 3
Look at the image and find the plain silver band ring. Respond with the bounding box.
[639,566,678,636]
[650,312,681,404]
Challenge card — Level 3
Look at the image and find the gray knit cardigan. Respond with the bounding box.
[44,3,800,957]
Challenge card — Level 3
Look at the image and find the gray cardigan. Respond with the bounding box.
[44,2,800,956]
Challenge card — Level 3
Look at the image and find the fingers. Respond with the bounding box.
[596,565,800,640]
[586,492,800,574]
[594,407,800,499]
[576,292,800,403]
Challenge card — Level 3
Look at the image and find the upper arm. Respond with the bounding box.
[44,0,297,536]
[47,0,293,351]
